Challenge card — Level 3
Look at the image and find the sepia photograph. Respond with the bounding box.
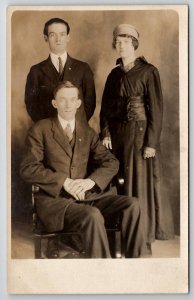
[7,5,188,294]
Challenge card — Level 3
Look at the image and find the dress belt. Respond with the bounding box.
[127,95,144,102]
[124,96,146,122]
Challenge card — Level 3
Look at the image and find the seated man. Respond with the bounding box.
[20,81,146,258]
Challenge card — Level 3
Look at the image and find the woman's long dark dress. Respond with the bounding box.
[100,57,174,243]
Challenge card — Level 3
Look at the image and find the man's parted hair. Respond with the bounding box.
[43,18,70,36]
[53,81,80,98]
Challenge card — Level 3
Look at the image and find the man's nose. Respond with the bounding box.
[56,34,61,42]
[65,100,71,107]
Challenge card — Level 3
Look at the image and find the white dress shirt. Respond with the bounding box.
[50,52,67,73]
[58,114,75,133]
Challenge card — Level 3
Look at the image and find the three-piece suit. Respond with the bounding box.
[20,117,145,258]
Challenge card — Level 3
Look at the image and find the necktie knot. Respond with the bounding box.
[58,56,63,75]
[64,123,73,141]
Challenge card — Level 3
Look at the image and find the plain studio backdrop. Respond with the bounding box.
[11,9,179,235]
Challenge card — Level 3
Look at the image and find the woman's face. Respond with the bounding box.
[115,36,134,58]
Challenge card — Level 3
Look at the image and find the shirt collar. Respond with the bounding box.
[50,52,67,70]
[57,114,75,132]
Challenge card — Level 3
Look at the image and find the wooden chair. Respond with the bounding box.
[32,185,123,259]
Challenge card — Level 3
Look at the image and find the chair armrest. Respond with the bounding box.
[117,178,124,186]
[32,184,40,208]
[32,184,40,193]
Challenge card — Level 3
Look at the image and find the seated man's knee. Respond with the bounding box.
[82,206,104,226]
[125,196,140,213]
[130,196,139,205]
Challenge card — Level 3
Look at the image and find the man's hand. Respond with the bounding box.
[102,137,112,150]
[63,178,85,200]
[70,179,95,193]
[143,147,156,159]
[63,178,95,201]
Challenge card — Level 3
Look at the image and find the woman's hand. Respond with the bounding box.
[102,137,112,150]
[143,147,156,159]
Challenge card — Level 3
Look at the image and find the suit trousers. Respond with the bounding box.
[63,195,145,258]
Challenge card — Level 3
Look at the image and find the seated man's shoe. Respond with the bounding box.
[63,252,81,259]
[59,236,86,258]
[46,239,59,259]
[60,235,84,253]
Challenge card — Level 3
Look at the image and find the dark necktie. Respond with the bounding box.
[58,56,63,75]
[64,123,73,142]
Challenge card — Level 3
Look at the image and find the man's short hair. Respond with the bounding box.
[112,34,139,50]
[43,18,70,36]
[53,81,80,98]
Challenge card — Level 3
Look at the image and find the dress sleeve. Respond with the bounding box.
[100,74,113,139]
[145,67,163,148]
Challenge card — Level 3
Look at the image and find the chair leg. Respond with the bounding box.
[114,231,122,258]
[34,236,42,258]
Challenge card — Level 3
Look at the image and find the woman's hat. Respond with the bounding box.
[113,24,139,41]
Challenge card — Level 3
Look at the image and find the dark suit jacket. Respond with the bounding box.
[25,54,96,122]
[20,117,119,232]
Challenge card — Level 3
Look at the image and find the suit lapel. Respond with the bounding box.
[41,56,60,81]
[41,55,77,82]
[51,117,72,158]
[62,55,75,80]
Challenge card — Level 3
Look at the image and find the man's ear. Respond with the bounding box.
[67,34,70,43]
[44,35,48,42]
[52,99,57,109]
[76,99,82,109]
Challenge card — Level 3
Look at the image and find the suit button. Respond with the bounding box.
[71,167,74,170]
[139,127,143,131]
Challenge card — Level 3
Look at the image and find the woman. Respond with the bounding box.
[100,24,174,248]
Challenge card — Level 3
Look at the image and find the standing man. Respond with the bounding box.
[20,81,145,258]
[25,18,96,122]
